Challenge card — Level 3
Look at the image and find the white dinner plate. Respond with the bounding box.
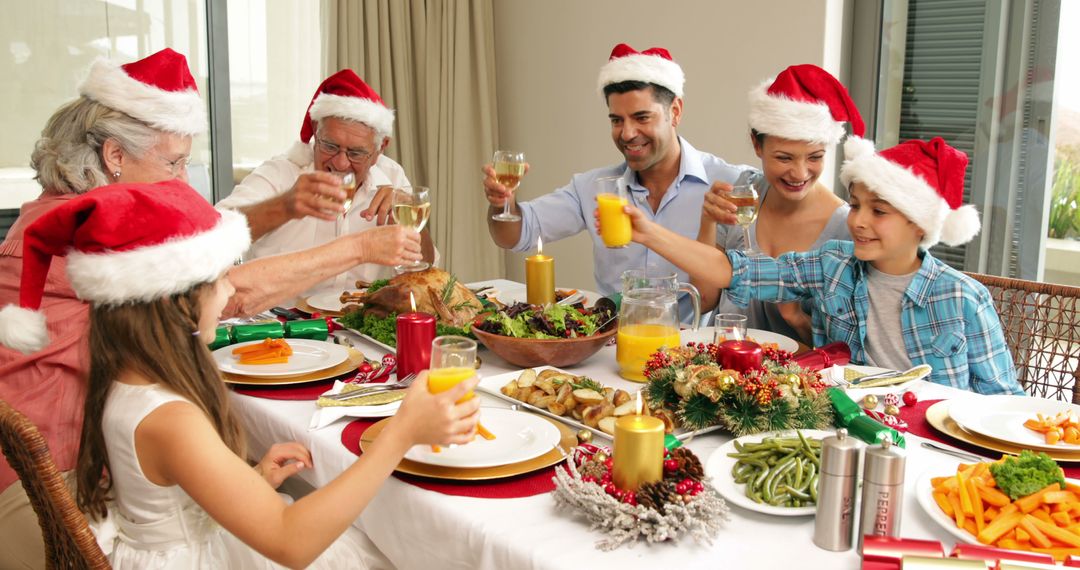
[476,366,725,442]
[914,470,1080,547]
[213,339,350,377]
[306,290,358,313]
[681,327,799,353]
[403,408,561,468]
[949,395,1080,452]
[705,429,837,517]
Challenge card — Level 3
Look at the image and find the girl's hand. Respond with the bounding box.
[255,442,312,489]
[703,182,739,225]
[392,371,481,447]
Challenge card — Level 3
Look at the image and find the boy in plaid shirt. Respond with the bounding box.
[617,136,1022,395]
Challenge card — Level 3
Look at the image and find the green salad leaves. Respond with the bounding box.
[337,311,471,348]
[474,302,611,339]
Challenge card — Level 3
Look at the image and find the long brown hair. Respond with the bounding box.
[76,282,245,518]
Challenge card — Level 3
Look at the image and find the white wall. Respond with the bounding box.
[493,0,848,288]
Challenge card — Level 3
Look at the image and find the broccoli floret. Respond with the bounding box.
[990,450,1066,500]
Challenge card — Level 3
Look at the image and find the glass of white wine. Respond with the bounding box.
[491,150,526,222]
[729,183,760,254]
[391,186,431,273]
[339,172,358,214]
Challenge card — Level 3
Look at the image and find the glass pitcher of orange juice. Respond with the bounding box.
[616,270,700,382]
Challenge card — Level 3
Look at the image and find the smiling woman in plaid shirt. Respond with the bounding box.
[614,135,1023,396]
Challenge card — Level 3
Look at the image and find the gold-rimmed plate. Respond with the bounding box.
[221,347,365,386]
[359,411,576,480]
[925,400,1080,463]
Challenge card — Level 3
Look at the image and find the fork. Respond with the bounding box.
[322,373,417,401]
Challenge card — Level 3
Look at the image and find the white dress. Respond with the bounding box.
[102,382,373,569]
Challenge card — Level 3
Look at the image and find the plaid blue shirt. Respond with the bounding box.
[727,240,1023,395]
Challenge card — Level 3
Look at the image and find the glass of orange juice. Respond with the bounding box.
[597,176,631,248]
[428,336,477,399]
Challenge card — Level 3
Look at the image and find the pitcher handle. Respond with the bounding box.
[678,282,702,331]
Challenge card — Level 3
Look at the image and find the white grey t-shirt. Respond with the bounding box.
[863,265,917,371]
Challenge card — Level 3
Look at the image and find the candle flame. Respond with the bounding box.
[537,236,543,255]
[732,327,743,342]
[635,391,643,415]
[409,291,417,312]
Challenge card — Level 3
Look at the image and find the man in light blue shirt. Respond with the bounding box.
[483,44,750,322]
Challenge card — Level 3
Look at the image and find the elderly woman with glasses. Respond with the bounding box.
[0,50,420,568]
[217,70,437,293]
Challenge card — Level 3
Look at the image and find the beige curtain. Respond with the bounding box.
[321,0,503,283]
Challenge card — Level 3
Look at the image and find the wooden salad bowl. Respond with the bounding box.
[470,319,618,368]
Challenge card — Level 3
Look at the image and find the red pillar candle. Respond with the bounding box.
[717,340,764,373]
[396,293,436,379]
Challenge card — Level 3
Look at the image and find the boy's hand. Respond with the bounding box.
[702,181,739,225]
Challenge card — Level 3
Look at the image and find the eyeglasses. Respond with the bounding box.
[315,137,373,164]
[161,155,190,177]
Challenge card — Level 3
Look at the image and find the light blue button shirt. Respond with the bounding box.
[513,137,752,323]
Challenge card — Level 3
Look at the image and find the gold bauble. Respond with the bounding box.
[884,404,901,417]
[862,394,879,409]
[577,429,593,443]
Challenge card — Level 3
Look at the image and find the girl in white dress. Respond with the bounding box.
[1,180,479,569]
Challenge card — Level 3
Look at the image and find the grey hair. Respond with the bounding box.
[30,97,162,194]
[315,117,389,148]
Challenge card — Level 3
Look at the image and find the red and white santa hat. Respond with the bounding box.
[78,48,206,136]
[299,69,395,144]
[748,64,865,145]
[840,136,980,248]
[597,43,685,98]
[0,180,249,354]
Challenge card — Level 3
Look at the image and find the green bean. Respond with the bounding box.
[730,432,824,509]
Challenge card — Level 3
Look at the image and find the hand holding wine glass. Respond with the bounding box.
[728,183,760,253]
[490,150,526,222]
[390,186,431,272]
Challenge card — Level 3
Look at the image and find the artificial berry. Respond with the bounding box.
[902,391,918,407]
[676,481,689,494]
[664,459,679,472]
[604,483,617,495]
[623,491,636,505]
[582,475,596,484]
[604,457,614,470]
[358,362,374,374]
[600,471,612,483]
[613,489,626,501]
[688,487,701,496]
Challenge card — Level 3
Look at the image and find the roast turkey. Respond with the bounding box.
[344,268,483,327]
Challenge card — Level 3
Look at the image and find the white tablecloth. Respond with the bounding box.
[230,283,981,569]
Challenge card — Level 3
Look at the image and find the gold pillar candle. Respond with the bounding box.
[613,393,665,491]
[525,237,555,305]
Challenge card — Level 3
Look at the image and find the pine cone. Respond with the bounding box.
[638,480,679,513]
[670,447,705,481]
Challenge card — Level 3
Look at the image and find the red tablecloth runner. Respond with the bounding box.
[232,379,338,400]
[900,399,1080,478]
[340,419,558,498]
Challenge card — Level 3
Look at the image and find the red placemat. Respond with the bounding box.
[232,379,337,400]
[900,399,1080,478]
[340,419,558,498]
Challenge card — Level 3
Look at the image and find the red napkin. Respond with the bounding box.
[341,420,558,498]
[900,399,1080,478]
[792,342,851,371]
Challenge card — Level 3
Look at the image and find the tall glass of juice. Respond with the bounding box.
[596,176,631,248]
[428,336,477,401]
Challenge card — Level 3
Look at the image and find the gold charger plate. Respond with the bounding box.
[359,412,575,480]
[297,296,343,317]
[222,347,364,386]
[925,400,1080,463]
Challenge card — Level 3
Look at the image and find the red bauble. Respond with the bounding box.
[902,391,918,407]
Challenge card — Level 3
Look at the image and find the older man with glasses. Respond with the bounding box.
[218,70,436,293]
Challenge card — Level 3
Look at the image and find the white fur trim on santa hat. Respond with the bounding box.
[597,54,685,98]
[0,305,49,354]
[78,59,207,137]
[285,140,316,168]
[840,136,950,248]
[66,209,250,305]
[748,79,846,145]
[309,93,395,141]
[939,204,982,247]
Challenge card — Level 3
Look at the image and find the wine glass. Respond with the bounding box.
[390,186,431,273]
[491,150,526,222]
[729,183,760,253]
[339,172,358,213]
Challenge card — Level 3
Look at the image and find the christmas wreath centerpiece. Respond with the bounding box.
[643,342,833,437]
[552,444,729,550]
